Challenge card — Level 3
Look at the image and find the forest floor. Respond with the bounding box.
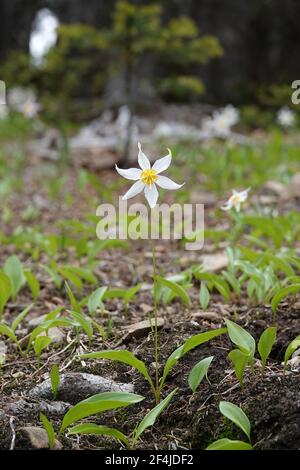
[0,134,300,450]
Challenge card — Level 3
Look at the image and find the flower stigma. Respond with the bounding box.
[141,169,158,186]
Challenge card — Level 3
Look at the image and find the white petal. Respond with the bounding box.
[115,165,141,180]
[221,203,231,211]
[122,180,144,200]
[152,148,172,173]
[144,184,158,208]
[156,175,185,190]
[239,188,250,202]
[138,142,150,170]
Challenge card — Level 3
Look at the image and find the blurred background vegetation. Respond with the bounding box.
[1,0,299,122]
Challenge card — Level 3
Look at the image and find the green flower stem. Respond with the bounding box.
[151,238,160,404]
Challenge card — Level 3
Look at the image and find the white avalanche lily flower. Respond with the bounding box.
[116,142,184,208]
[20,98,41,119]
[277,107,296,128]
[221,188,250,212]
[202,105,239,138]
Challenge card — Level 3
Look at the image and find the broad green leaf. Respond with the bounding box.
[60,392,144,434]
[50,364,60,400]
[159,345,184,391]
[40,413,55,450]
[124,284,142,304]
[63,266,97,285]
[160,328,226,390]
[25,271,40,300]
[69,310,93,342]
[45,307,63,321]
[225,319,255,357]
[67,423,129,447]
[11,303,33,332]
[133,389,177,443]
[3,255,26,300]
[228,349,249,387]
[155,275,190,306]
[0,323,19,346]
[199,282,210,309]
[183,328,227,355]
[59,268,82,290]
[271,284,300,315]
[219,401,251,441]
[206,438,252,450]
[0,272,11,317]
[212,278,231,301]
[81,350,153,389]
[103,288,127,300]
[258,327,277,371]
[284,335,300,369]
[88,287,108,317]
[34,336,53,367]
[188,356,213,393]
[28,318,74,350]
[41,264,62,288]
[65,282,81,313]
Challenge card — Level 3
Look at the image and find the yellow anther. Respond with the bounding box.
[141,169,158,186]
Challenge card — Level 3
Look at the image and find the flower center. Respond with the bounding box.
[141,169,158,186]
[230,194,241,206]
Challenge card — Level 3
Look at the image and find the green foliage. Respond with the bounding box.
[188,356,213,393]
[88,287,108,317]
[67,389,177,449]
[132,388,177,446]
[219,401,251,441]
[207,401,252,450]
[59,392,144,434]
[271,284,300,318]
[3,255,26,300]
[199,282,210,309]
[50,364,60,400]
[258,327,277,374]
[206,438,252,450]
[67,423,129,447]
[40,413,56,450]
[225,319,255,386]
[81,349,155,393]
[82,328,226,400]
[284,335,300,370]
[159,76,205,102]
[155,275,191,306]
[228,349,249,387]
[25,271,40,300]
[0,272,12,319]
[34,336,53,368]
[225,319,255,358]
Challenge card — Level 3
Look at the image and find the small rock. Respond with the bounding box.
[16,427,62,450]
[28,314,47,330]
[290,173,300,198]
[122,318,164,342]
[201,252,228,272]
[0,340,7,365]
[39,327,65,345]
[263,180,288,198]
[28,372,134,404]
[191,311,220,321]
[11,371,25,379]
[140,303,153,314]
[5,399,70,418]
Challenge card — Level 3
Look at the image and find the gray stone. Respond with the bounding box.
[28,372,134,404]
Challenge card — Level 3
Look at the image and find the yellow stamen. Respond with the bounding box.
[230,194,241,207]
[141,169,158,186]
